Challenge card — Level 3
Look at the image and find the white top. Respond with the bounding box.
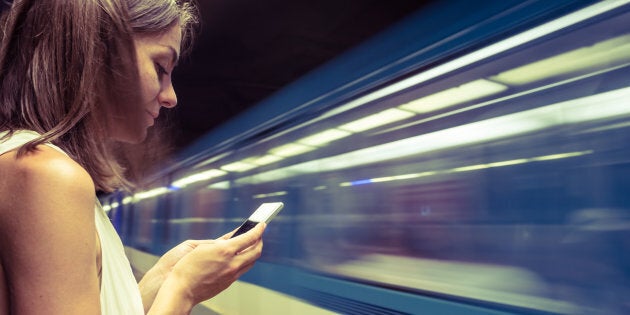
[0,130,144,315]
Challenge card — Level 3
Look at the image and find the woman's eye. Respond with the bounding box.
[156,63,169,77]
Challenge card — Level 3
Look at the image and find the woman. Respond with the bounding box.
[0,0,265,314]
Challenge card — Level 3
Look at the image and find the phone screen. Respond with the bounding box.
[231,202,284,238]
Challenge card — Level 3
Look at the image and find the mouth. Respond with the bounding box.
[145,111,157,126]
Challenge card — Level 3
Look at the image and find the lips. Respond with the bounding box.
[145,110,158,126]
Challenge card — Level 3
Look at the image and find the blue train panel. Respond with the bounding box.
[103,0,630,314]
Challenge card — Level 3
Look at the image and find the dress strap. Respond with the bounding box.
[0,130,67,156]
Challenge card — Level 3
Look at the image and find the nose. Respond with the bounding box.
[159,81,177,108]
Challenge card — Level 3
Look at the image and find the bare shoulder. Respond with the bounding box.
[0,144,96,238]
[0,145,101,312]
[0,144,97,234]
[0,145,95,212]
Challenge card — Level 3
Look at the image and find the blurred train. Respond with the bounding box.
[101,0,630,314]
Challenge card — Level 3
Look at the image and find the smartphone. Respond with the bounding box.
[230,202,284,238]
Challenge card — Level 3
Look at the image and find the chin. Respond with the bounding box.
[111,127,149,144]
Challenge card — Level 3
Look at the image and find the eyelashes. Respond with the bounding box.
[155,62,169,78]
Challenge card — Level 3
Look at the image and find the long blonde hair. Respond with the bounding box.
[0,0,198,192]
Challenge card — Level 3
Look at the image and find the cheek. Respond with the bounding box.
[138,62,161,101]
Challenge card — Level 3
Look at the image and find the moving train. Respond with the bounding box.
[102,0,630,313]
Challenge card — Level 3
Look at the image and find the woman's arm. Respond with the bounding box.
[0,147,101,314]
[140,224,265,314]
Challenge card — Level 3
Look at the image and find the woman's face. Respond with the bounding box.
[109,24,182,143]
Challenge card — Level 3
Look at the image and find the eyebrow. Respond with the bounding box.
[161,45,179,67]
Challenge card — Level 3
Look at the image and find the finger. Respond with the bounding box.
[229,223,265,250]
[181,239,212,246]
[234,238,263,263]
[220,228,239,240]
[236,235,263,254]
[224,221,267,240]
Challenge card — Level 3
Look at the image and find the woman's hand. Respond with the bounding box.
[146,223,265,314]
[154,224,254,274]
[139,239,202,312]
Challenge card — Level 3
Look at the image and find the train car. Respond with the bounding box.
[102,0,630,313]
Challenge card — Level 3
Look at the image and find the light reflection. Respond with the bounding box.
[220,161,257,172]
[134,187,170,200]
[452,164,491,172]
[491,34,630,85]
[371,173,430,183]
[246,155,284,166]
[399,79,507,114]
[172,169,227,188]
[269,143,316,157]
[297,129,352,146]
[530,151,589,161]
[339,151,593,186]
[338,108,415,132]
[207,181,229,190]
[253,191,288,199]
[487,159,529,167]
